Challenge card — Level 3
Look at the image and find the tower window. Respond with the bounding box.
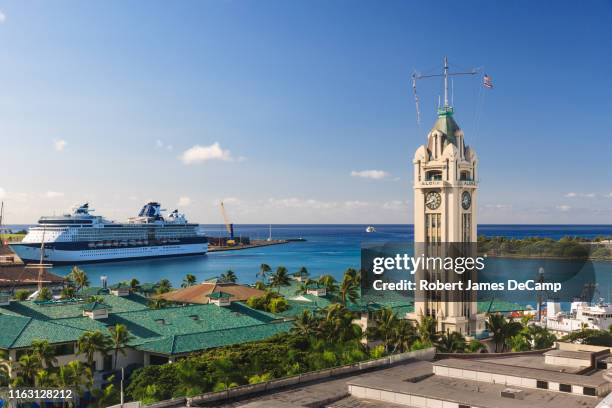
[426,213,441,243]
[426,171,442,181]
[462,213,471,242]
[460,171,472,181]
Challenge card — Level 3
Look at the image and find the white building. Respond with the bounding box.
[546,300,612,336]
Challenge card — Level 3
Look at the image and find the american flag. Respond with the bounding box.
[483,74,493,89]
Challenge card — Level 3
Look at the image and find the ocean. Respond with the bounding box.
[6,224,612,299]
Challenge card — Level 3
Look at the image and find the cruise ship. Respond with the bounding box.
[9,202,208,264]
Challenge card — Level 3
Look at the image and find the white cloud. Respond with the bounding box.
[267,197,339,209]
[344,200,371,209]
[484,204,512,209]
[53,139,67,152]
[177,196,192,207]
[382,200,409,211]
[45,191,64,198]
[0,187,5,199]
[607,192,612,198]
[181,142,234,164]
[556,205,572,212]
[0,10,5,24]
[350,170,390,180]
[565,192,596,198]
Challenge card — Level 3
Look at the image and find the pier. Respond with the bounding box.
[208,239,290,252]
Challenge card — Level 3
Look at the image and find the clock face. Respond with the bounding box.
[425,191,441,210]
[461,191,472,210]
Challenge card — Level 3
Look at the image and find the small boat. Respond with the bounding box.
[366,226,376,233]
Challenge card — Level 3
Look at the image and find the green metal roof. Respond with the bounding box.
[136,321,293,355]
[0,314,86,349]
[208,291,233,299]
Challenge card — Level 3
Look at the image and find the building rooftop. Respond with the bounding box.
[347,361,601,408]
[0,265,64,288]
[158,282,266,304]
[0,293,288,355]
[434,358,608,388]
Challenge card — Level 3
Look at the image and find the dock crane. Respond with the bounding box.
[219,201,236,246]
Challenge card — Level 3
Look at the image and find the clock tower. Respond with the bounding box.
[408,60,485,335]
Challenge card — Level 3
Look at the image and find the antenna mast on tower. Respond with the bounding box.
[412,56,479,123]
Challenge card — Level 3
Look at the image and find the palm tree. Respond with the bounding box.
[34,368,55,387]
[486,313,521,352]
[156,279,172,294]
[219,270,237,283]
[435,331,466,353]
[181,274,197,287]
[109,324,132,370]
[17,354,41,386]
[291,310,317,338]
[148,298,168,309]
[60,286,76,299]
[320,304,361,342]
[57,361,92,400]
[466,339,488,353]
[318,275,338,295]
[392,319,418,353]
[295,278,315,295]
[254,281,266,290]
[416,315,438,345]
[296,266,309,280]
[31,339,57,369]
[270,266,290,292]
[258,263,272,282]
[367,308,399,352]
[339,270,359,305]
[129,278,140,293]
[37,287,52,301]
[70,266,90,291]
[77,330,111,369]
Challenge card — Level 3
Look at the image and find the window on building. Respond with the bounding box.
[426,213,441,243]
[536,381,548,389]
[462,213,471,242]
[53,343,75,356]
[458,405,471,408]
[559,384,571,393]
[460,171,471,181]
[583,387,597,396]
[426,171,442,181]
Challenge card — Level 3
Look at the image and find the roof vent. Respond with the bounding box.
[501,388,524,400]
[189,315,199,321]
[155,319,166,325]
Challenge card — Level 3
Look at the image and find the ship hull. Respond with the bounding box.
[9,242,208,265]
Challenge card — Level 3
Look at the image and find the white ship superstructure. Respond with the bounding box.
[10,202,208,264]
[544,299,612,336]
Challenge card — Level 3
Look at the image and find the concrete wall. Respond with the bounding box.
[349,384,482,408]
[433,365,601,397]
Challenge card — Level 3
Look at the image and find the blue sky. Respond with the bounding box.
[0,1,611,224]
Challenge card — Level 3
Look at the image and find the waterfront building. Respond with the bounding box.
[545,299,612,336]
[408,59,485,335]
[0,290,291,386]
[0,265,64,294]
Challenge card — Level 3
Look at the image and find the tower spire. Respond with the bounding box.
[443,56,449,107]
